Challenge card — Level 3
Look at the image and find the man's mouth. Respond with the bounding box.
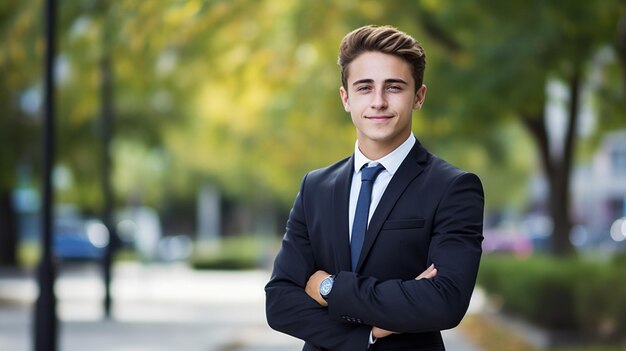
[366,115,393,120]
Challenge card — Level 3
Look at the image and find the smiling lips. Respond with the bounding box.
[366,115,394,121]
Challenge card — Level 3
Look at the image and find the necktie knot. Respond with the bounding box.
[361,163,385,182]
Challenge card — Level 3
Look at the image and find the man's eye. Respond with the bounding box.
[356,86,371,92]
[387,85,402,91]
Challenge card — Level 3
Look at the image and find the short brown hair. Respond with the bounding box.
[338,25,426,91]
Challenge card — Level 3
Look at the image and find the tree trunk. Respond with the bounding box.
[549,65,582,256]
[522,64,582,256]
[0,189,18,266]
[617,14,626,102]
[100,24,118,318]
[521,98,577,257]
[548,158,574,256]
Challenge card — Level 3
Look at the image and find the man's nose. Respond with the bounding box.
[371,90,388,110]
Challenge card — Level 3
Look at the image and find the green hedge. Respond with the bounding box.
[191,235,278,270]
[478,254,626,341]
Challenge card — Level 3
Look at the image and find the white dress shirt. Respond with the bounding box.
[348,133,416,240]
[349,133,416,347]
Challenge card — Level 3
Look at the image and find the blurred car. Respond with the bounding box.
[53,205,109,261]
[482,224,533,256]
[116,206,162,262]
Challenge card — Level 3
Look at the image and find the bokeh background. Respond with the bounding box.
[1,1,626,350]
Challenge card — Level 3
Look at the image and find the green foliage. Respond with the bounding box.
[0,0,43,192]
[1,1,624,231]
[479,254,626,341]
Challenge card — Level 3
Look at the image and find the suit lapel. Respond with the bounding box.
[331,156,354,272]
[355,143,428,272]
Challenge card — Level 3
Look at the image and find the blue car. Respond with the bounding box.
[53,208,108,261]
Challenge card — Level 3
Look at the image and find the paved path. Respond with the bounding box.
[0,263,481,350]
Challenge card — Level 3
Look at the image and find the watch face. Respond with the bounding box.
[320,277,333,296]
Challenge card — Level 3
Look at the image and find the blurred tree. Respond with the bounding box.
[3,0,624,264]
[0,0,43,265]
[163,0,532,215]
[55,0,182,208]
[0,0,193,264]
[404,0,625,255]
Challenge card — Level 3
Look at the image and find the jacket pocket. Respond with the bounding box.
[382,218,425,230]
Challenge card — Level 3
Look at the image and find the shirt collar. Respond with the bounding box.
[353,133,416,175]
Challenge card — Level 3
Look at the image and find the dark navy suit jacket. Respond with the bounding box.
[265,141,484,351]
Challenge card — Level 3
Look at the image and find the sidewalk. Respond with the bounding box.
[0,263,481,351]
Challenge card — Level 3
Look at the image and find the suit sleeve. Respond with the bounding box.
[265,174,371,351]
[327,172,484,333]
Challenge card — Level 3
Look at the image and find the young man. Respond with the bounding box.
[265,25,484,351]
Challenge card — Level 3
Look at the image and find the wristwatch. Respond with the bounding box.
[320,275,336,300]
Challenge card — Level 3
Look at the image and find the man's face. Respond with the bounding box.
[340,51,426,158]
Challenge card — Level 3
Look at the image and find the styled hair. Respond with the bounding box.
[338,25,426,91]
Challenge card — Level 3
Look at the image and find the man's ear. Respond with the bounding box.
[339,86,350,112]
[413,84,427,109]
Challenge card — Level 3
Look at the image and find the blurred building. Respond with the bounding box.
[572,129,626,249]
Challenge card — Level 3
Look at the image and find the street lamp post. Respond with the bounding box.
[34,0,58,350]
[100,51,116,318]
[99,1,118,317]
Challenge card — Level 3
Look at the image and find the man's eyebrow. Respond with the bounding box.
[351,78,408,86]
[352,79,374,86]
[384,78,408,85]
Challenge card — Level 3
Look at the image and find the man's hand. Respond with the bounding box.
[372,326,396,339]
[305,270,331,307]
[416,263,437,280]
[372,264,438,340]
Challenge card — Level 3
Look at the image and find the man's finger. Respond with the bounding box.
[415,264,437,280]
[415,264,434,279]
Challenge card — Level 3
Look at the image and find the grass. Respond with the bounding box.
[17,241,39,268]
[460,314,541,351]
[459,314,625,351]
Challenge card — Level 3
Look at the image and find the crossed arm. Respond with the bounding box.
[305,264,438,339]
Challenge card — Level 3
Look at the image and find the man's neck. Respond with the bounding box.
[357,135,410,160]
